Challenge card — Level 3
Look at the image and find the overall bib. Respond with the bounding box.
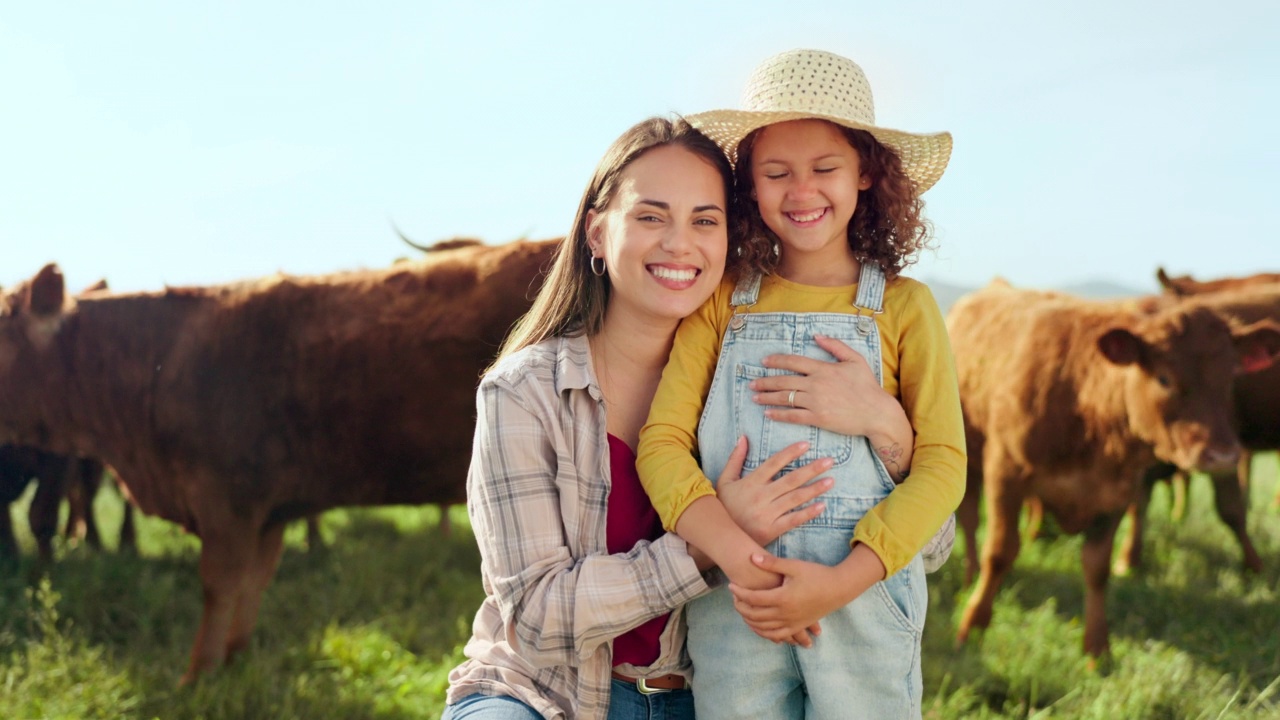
[687,264,926,720]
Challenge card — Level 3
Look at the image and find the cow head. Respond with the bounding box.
[1097,306,1280,472]
[0,264,72,443]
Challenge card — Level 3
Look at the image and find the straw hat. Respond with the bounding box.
[688,49,952,194]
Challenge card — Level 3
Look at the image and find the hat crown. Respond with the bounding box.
[741,49,876,126]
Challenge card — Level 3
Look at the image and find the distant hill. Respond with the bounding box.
[918,277,1148,316]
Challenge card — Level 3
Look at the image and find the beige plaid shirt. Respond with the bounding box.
[447,333,712,719]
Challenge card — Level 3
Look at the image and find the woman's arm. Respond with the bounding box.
[469,375,708,668]
[748,334,915,479]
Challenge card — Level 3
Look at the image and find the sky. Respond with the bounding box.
[2,0,1276,296]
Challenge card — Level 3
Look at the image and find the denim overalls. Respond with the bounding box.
[687,263,926,720]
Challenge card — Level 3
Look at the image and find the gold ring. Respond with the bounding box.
[788,390,797,407]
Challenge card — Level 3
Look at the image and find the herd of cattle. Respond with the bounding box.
[1,237,1277,684]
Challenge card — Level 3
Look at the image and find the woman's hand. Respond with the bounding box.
[748,334,914,480]
[715,436,834,547]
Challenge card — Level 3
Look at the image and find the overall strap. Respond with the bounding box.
[853,262,886,312]
[852,262,886,335]
[730,272,763,308]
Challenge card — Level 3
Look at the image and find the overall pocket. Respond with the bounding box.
[733,363,854,472]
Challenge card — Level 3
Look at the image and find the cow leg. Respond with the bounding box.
[116,477,138,553]
[29,476,64,566]
[438,504,453,537]
[1169,469,1189,521]
[958,439,985,587]
[1081,512,1122,658]
[0,501,18,561]
[304,514,322,551]
[1022,496,1044,543]
[62,477,86,543]
[1115,473,1158,577]
[64,460,103,550]
[78,461,103,550]
[181,523,259,685]
[119,500,138,553]
[225,522,287,663]
[1113,503,1143,578]
[1209,467,1261,573]
[958,458,1025,646]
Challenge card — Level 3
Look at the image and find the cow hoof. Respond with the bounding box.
[1084,652,1115,675]
[955,626,980,649]
[1112,558,1139,577]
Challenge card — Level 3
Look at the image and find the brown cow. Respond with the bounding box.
[1117,278,1280,573]
[0,236,558,683]
[951,280,1280,658]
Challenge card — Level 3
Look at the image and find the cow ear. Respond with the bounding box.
[1097,328,1144,366]
[28,264,67,317]
[1233,321,1280,375]
[80,278,109,294]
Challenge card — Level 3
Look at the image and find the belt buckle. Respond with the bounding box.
[635,676,671,695]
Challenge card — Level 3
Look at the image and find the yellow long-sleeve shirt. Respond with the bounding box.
[636,271,967,576]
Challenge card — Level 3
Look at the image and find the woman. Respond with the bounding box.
[443,116,915,720]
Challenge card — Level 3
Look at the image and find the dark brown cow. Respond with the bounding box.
[1118,277,1280,573]
[0,236,558,683]
[950,280,1280,658]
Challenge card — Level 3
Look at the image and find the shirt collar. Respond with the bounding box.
[553,333,603,401]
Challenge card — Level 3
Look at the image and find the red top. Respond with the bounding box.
[606,434,670,667]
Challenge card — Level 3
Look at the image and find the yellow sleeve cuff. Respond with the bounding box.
[656,477,718,533]
[852,510,913,577]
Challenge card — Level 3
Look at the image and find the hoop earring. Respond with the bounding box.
[590,256,606,277]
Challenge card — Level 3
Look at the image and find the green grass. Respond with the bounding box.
[2,454,1278,719]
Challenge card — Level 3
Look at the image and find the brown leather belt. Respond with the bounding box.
[610,671,688,694]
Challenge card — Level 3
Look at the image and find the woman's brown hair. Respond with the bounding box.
[496,116,736,363]
[733,123,933,281]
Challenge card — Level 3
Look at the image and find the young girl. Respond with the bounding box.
[636,49,966,718]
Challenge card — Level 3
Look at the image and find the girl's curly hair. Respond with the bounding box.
[733,123,934,281]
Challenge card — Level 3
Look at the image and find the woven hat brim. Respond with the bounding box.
[687,109,952,194]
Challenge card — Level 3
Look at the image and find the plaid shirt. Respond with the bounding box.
[447,333,712,719]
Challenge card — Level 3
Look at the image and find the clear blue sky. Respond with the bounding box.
[3,0,1276,295]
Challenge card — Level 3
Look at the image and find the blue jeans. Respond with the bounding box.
[607,678,695,720]
[688,268,925,719]
[442,686,695,720]
[441,693,542,720]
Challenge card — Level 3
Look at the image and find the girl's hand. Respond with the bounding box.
[728,554,850,643]
[749,334,914,479]
[715,436,834,547]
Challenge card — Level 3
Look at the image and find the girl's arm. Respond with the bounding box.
[469,375,709,667]
[748,334,915,479]
[848,282,966,576]
[727,547,886,642]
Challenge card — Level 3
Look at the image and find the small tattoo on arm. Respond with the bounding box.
[877,442,906,480]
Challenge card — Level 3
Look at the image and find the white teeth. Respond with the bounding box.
[651,266,697,282]
[788,209,825,223]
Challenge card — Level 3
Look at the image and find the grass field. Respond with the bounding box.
[1,454,1278,719]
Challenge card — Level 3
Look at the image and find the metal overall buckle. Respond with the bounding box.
[851,304,883,335]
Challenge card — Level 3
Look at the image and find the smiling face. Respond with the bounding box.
[586,144,729,329]
[750,119,871,283]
